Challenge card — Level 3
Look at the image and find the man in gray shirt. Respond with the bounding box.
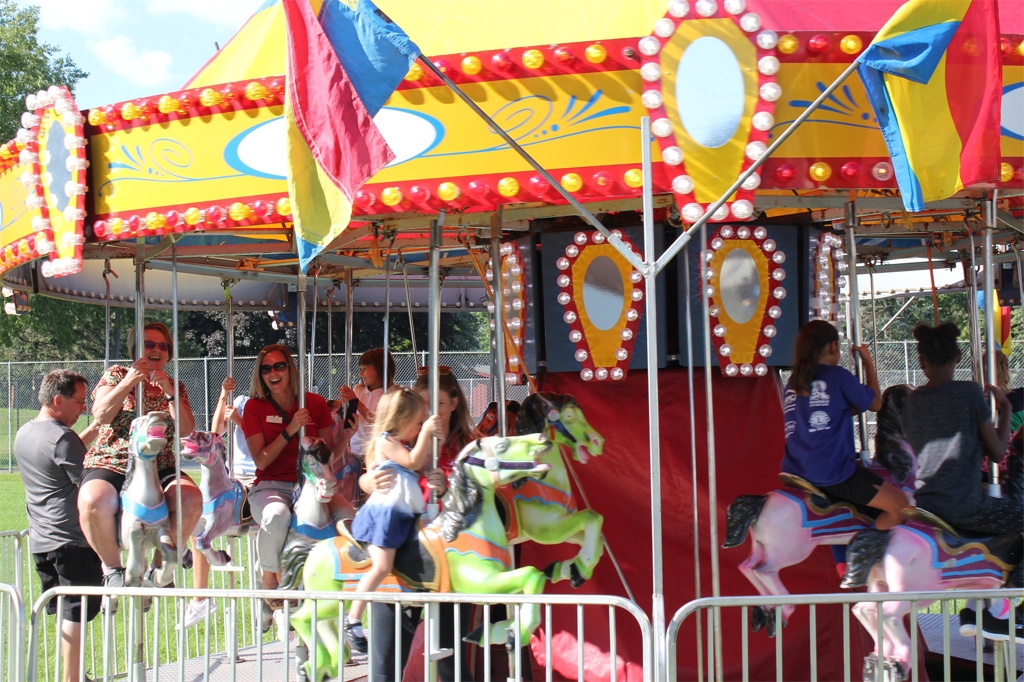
[17,370,101,682]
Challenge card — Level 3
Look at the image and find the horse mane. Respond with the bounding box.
[874,384,914,484]
[439,449,483,542]
[516,393,574,435]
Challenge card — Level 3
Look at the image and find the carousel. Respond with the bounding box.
[3,0,1024,680]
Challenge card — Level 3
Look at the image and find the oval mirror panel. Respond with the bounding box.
[675,36,744,149]
[720,248,760,324]
[46,118,72,213]
[582,255,624,331]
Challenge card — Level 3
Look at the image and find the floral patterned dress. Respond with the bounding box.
[83,365,189,474]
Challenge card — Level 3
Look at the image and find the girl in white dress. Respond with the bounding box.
[345,388,441,652]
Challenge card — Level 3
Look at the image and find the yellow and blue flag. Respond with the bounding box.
[283,0,419,271]
[857,0,1001,212]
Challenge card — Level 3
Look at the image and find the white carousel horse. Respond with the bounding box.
[180,431,252,566]
[120,411,178,588]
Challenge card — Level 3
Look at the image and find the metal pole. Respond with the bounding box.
[418,57,643,272]
[103,259,112,370]
[844,204,870,457]
[171,240,183,588]
[345,269,354,385]
[310,270,318,393]
[683,238,703,682]
[984,196,1001,496]
[966,233,983,383]
[224,280,234,475]
[427,212,445,527]
[640,117,666,682]
[699,219,723,679]
[402,256,419,367]
[327,287,334,395]
[383,242,392,387]
[297,272,307,410]
[656,60,860,276]
[490,207,508,437]
[132,240,145,681]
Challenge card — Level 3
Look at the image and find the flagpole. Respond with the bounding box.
[655,60,860,275]
[418,58,643,273]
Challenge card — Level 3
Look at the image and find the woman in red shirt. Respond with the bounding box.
[242,344,333,593]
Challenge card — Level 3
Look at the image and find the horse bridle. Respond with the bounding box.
[464,438,538,471]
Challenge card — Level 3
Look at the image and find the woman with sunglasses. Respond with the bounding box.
[78,322,200,590]
[241,344,334,598]
[358,366,477,682]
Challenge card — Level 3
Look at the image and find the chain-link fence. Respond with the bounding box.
[0,352,530,469]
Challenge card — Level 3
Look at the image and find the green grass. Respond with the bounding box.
[0,412,99,469]
[0,473,276,679]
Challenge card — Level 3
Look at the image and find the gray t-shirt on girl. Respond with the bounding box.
[902,381,991,522]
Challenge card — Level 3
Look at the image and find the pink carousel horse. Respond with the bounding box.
[723,385,918,636]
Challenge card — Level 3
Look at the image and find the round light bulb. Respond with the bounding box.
[719,344,732,357]
[652,118,673,137]
[638,37,661,57]
[754,364,768,376]
[745,141,767,160]
[557,257,570,270]
[557,292,571,305]
[611,367,625,380]
[626,309,639,321]
[595,368,609,381]
[575,349,589,362]
[768,306,782,319]
[724,363,739,377]
[773,287,786,299]
[737,227,750,239]
[739,13,761,32]
[564,311,577,323]
[763,325,777,338]
[621,328,634,341]
[662,146,684,166]
[731,200,754,219]
[569,330,583,343]
[714,324,727,337]
[757,55,780,76]
[759,82,782,102]
[752,112,774,132]
[581,369,594,381]
[756,30,779,49]
[615,348,629,361]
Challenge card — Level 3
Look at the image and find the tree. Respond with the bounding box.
[0,1,87,143]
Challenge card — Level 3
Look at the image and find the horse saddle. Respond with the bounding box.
[778,472,880,521]
[339,522,438,590]
[904,506,1023,569]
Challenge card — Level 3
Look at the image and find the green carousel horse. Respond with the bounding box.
[279,433,554,682]
[506,393,606,586]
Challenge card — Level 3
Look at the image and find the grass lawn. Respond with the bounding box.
[0,412,98,469]
[0,473,27,533]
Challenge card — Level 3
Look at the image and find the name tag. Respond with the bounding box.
[266,415,283,424]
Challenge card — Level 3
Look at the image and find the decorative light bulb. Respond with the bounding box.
[652,118,673,137]
[731,200,754,220]
[575,349,589,362]
[682,203,704,223]
[758,83,782,102]
[752,112,774,132]
[757,30,779,49]
[714,324,727,337]
[772,269,786,281]
[724,364,739,377]
[621,328,634,340]
[564,311,577,323]
[638,37,661,57]
[595,368,609,381]
[557,257,570,270]
[558,292,571,305]
[745,141,767,160]
[772,287,786,299]
[662,146,683,166]
[719,344,732,357]
[768,306,782,319]
[581,368,594,381]
[672,175,694,195]
[557,274,570,287]
[757,55,780,76]
[763,325,777,338]
[566,245,579,258]
[720,226,734,239]
[626,309,639,321]
[772,252,786,264]
[640,63,663,82]
[762,239,776,252]
[615,348,629,361]
[631,289,644,301]
[641,90,663,109]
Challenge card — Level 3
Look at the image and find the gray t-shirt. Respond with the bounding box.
[903,381,991,522]
[15,418,88,552]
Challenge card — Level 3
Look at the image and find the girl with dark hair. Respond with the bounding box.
[903,322,1015,529]
[902,322,1020,640]
[338,348,396,460]
[781,320,907,529]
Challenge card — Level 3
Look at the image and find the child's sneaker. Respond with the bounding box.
[344,619,368,654]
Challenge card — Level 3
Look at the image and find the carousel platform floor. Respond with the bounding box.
[142,638,368,681]
[918,613,1024,679]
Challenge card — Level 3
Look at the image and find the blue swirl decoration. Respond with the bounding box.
[422,89,635,159]
[770,83,878,138]
[98,138,244,198]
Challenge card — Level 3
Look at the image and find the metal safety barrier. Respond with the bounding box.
[668,589,1024,682]
[0,529,27,593]
[28,586,651,682]
[0,583,26,682]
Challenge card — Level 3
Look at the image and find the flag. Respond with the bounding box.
[857,0,1001,212]
[283,0,419,272]
[977,290,1012,356]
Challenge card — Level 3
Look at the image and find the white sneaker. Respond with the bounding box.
[177,600,210,629]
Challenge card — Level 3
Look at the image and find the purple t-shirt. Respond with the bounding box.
[781,364,875,487]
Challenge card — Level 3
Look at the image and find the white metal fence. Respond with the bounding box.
[0,351,528,469]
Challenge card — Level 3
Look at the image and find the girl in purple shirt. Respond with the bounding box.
[781,320,907,530]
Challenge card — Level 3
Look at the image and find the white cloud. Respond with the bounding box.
[144,0,265,29]
[28,0,125,35]
[91,36,175,90]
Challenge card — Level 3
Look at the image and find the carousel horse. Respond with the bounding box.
[722,385,918,636]
[279,434,554,682]
[474,399,521,438]
[843,509,1023,680]
[506,392,606,587]
[121,411,178,588]
[180,431,251,566]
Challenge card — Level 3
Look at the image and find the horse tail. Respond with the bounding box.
[279,539,314,591]
[841,528,890,589]
[722,495,768,549]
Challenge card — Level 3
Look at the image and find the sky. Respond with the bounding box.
[17,0,267,110]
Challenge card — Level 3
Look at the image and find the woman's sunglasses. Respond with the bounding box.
[260,361,289,374]
[416,365,452,376]
[144,340,171,351]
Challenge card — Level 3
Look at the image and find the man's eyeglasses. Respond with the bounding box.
[416,365,452,376]
[260,361,289,375]
[144,340,171,352]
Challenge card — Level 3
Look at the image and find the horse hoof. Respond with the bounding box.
[181,547,193,571]
[883,658,907,682]
[504,629,516,653]
[750,606,765,633]
[862,653,878,682]
[462,625,485,646]
[570,564,586,589]
[765,610,777,638]
[542,562,558,581]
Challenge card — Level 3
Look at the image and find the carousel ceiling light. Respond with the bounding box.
[381,187,403,206]
[1000,162,1014,182]
[739,13,760,32]
[244,81,271,101]
[408,185,431,202]
[745,141,767,160]
[640,62,663,82]
[662,146,684,166]
[740,172,761,190]
[756,30,778,50]
[668,1,690,18]
[461,55,483,75]
[654,18,676,38]
[491,52,514,71]
[553,47,575,63]
[807,34,830,55]
[651,117,673,137]
[641,89,664,109]
[778,34,799,54]
[560,173,584,192]
[497,177,520,197]
[638,36,661,56]
[840,34,864,55]
[774,164,795,182]
[809,162,832,182]
[723,0,744,14]
[584,44,607,63]
[522,49,545,69]
[840,161,861,179]
[757,55,780,75]
[671,175,694,195]
[405,62,424,81]
[681,204,703,222]
[758,82,782,102]
[695,0,718,17]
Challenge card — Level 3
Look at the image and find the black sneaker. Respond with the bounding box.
[959,607,976,637]
[344,620,368,654]
[980,609,1024,644]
